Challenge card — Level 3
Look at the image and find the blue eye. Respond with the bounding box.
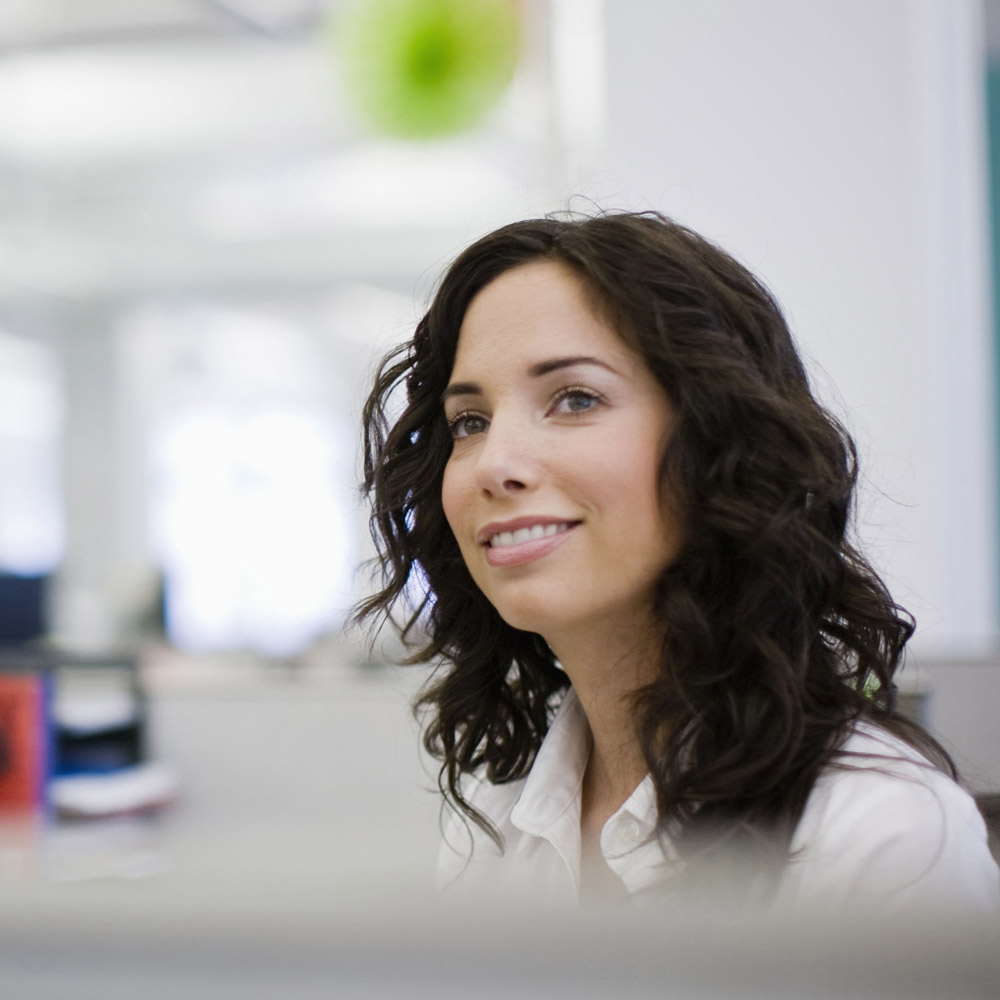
[552,388,601,415]
[448,412,489,439]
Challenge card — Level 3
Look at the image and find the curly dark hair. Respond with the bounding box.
[355,210,954,868]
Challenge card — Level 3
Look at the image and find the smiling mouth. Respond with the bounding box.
[487,522,577,548]
[482,520,579,568]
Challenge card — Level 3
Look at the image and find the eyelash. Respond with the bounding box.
[551,385,604,415]
[446,386,605,440]
[447,410,488,440]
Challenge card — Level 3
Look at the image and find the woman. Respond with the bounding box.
[357,211,999,911]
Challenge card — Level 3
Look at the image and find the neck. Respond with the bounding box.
[547,616,661,817]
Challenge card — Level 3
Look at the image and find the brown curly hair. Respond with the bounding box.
[355,211,954,867]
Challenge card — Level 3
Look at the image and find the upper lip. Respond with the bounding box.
[476,516,580,546]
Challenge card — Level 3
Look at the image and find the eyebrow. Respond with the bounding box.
[441,355,619,402]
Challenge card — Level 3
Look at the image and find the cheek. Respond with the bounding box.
[441,463,486,587]
[605,436,678,551]
[440,462,467,542]
[595,433,659,503]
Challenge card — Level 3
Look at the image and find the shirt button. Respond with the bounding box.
[619,818,641,842]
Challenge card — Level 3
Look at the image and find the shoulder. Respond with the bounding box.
[436,769,527,893]
[780,721,1000,915]
[436,686,582,898]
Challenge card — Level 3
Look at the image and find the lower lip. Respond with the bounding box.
[483,526,577,568]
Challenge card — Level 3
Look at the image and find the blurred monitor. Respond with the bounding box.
[0,573,47,644]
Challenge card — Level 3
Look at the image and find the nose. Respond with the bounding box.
[473,416,538,498]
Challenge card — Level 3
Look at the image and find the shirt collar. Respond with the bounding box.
[507,687,671,897]
[509,687,590,837]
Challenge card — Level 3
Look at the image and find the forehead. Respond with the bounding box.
[451,260,638,376]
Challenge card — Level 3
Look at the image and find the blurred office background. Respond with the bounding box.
[0,0,998,895]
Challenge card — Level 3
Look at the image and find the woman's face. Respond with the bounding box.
[440,260,681,647]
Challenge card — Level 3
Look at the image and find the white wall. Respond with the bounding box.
[594,0,997,658]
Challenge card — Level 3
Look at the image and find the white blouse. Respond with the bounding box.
[438,688,1000,915]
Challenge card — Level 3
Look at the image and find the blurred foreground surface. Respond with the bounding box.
[0,656,997,998]
[0,856,997,1000]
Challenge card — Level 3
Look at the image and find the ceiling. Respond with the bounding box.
[0,0,557,309]
[0,0,329,51]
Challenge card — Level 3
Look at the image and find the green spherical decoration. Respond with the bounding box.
[334,0,520,139]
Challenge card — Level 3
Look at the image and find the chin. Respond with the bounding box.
[489,596,573,640]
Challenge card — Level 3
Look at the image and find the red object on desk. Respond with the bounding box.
[0,673,50,814]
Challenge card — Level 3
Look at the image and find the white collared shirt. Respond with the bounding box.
[438,688,1000,914]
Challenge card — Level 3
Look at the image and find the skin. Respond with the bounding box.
[440,260,680,895]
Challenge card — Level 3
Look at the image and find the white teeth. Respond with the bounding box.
[489,523,571,548]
